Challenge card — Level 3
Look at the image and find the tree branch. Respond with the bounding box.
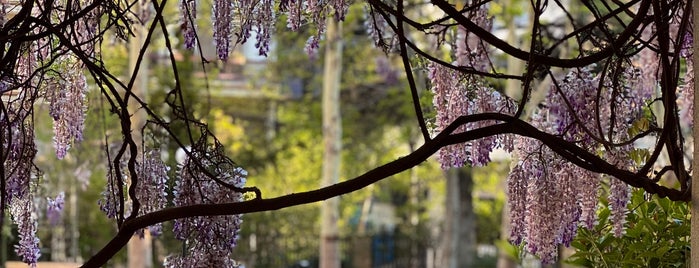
[82,112,688,267]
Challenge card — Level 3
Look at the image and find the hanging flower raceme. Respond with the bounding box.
[677,21,694,127]
[47,57,88,159]
[429,62,470,168]
[547,67,599,143]
[469,86,515,166]
[167,144,247,267]
[180,0,349,59]
[429,2,515,168]
[2,110,39,205]
[98,163,126,220]
[46,192,65,226]
[508,116,574,264]
[134,149,170,236]
[180,0,198,49]
[454,4,491,71]
[605,147,633,237]
[10,195,41,268]
[212,0,233,60]
[0,71,41,268]
[363,5,395,52]
[506,59,649,262]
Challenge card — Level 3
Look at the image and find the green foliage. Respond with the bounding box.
[567,190,689,268]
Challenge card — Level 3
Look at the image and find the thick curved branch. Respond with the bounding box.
[82,112,687,267]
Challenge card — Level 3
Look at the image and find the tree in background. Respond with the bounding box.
[0,0,695,267]
[207,5,445,266]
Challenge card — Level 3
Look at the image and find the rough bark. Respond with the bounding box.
[442,167,476,267]
[127,20,152,268]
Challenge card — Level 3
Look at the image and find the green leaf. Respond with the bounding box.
[565,256,592,267]
[597,234,614,248]
[495,239,520,262]
[570,240,587,250]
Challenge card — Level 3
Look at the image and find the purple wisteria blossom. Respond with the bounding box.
[429,62,515,168]
[47,58,88,159]
[577,168,601,229]
[134,149,169,236]
[10,196,41,267]
[332,0,348,21]
[364,6,394,51]
[608,177,630,237]
[46,192,65,226]
[304,36,320,59]
[547,67,598,142]
[469,88,515,166]
[680,30,693,58]
[506,59,647,263]
[197,0,350,60]
[212,0,233,60]
[3,118,38,205]
[555,163,582,247]
[677,28,694,127]
[429,62,470,168]
[253,0,274,56]
[507,109,607,264]
[98,167,125,219]
[168,145,247,266]
[429,4,515,168]
[524,158,561,264]
[286,0,301,31]
[606,150,632,237]
[454,6,491,71]
[508,117,568,264]
[506,160,528,245]
[180,0,197,49]
[164,249,243,268]
[679,57,694,126]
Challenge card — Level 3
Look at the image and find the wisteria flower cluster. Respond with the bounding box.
[134,149,170,236]
[0,78,41,267]
[179,0,349,59]
[428,3,515,168]
[46,192,66,226]
[423,0,689,263]
[98,164,125,220]
[504,61,653,263]
[428,62,515,168]
[504,50,671,262]
[10,195,40,267]
[46,57,88,160]
[167,144,247,267]
[180,0,198,50]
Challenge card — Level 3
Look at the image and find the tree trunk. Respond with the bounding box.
[320,18,343,268]
[127,17,152,268]
[442,167,476,267]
